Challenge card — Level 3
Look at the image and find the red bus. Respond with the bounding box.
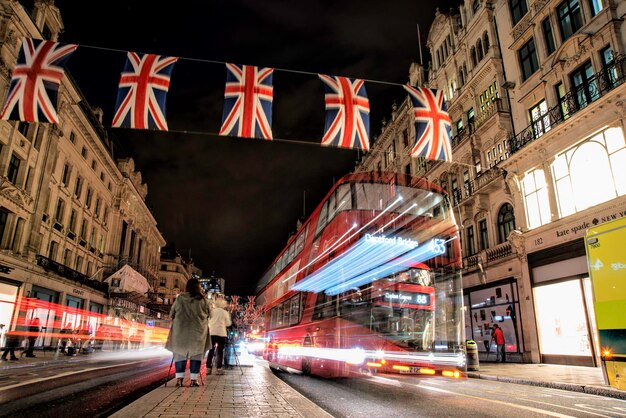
[255,172,465,378]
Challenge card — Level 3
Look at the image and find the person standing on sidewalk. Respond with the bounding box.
[207,298,232,375]
[1,330,20,361]
[165,278,211,387]
[24,318,40,358]
[492,324,506,363]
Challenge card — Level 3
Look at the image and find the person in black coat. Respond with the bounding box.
[1,331,20,361]
[24,318,40,357]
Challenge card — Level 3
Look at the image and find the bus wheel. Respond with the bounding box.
[302,336,312,376]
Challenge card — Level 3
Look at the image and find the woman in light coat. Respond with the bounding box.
[165,278,211,387]
[207,298,232,375]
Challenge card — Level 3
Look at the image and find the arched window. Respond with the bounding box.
[459,68,465,86]
[477,39,484,61]
[483,32,490,52]
[497,203,516,243]
[471,47,477,67]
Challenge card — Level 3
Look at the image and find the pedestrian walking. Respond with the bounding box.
[59,323,73,354]
[492,324,506,363]
[165,278,211,387]
[1,331,20,361]
[24,318,40,358]
[207,298,232,375]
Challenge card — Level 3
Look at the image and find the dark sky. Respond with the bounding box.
[52,0,455,295]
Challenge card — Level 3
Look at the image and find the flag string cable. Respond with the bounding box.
[120,126,480,169]
[78,44,406,87]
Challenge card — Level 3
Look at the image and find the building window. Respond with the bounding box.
[589,0,602,17]
[557,0,583,42]
[48,241,59,260]
[80,219,88,239]
[509,0,528,26]
[174,279,179,289]
[467,108,475,125]
[54,198,65,224]
[63,249,72,266]
[477,39,484,61]
[85,187,93,208]
[160,277,166,287]
[61,163,71,185]
[95,197,101,218]
[386,143,395,166]
[483,32,490,52]
[68,209,77,232]
[479,219,489,250]
[402,129,409,148]
[7,154,21,185]
[497,203,516,243]
[542,17,556,55]
[571,61,597,110]
[519,38,539,81]
[103,205,109,226]
[74,176,83,199]
[17,121,29,137]
[81,146,87,158]
[0,209,8,245]
[529,100,550,138]
[466,225,476,256]
[601,46,617,89]
[471,46,477,67]
[100,172,105,182]
[69,131,76,144]
[523,169,551,229]
[553,127,626,217]
[75,255,83,272]
[91,160,97,170]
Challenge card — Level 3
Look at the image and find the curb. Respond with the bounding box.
[467,372,626,400]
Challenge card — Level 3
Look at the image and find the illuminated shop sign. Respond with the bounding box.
[365,234,418,248]
[383,291,431,305]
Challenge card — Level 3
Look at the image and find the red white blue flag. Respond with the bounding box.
[319,75,370,151]
[112,52,178,131]
[0,38,77,123]
[404,85,452,162]
[219,64,274,140]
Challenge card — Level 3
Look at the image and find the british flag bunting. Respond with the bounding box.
[404,85,453,162]
[319,75,370,151]
[112,52,178,131]
[219,63,274,140]
[0,38,77,123]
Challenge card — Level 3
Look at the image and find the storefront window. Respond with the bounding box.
[553,127,626,217]
[0,281,19,348]
[464,281,522,356]
[533,280,591,357]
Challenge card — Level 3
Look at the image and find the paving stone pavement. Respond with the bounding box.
[110,361,334,418]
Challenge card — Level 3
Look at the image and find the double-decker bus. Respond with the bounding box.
[255,172,465,378]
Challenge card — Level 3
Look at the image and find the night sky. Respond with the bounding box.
[52,0,456,295]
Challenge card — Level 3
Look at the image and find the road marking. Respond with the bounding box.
[0,361,145,392]
[575,404,626,416]
[417,384,576,418]
[523,399,613,417]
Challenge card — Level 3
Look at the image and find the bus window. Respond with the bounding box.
[295,228,306,254]
[315,201,328,236]
[313,292,336,320]
[336,184,352,213]
[282,301,290,325]
[289,295,300,325]
[327,192,337,223]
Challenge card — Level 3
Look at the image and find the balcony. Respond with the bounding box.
[462,242,513,273]
[35,255,109,293]
[509,56,626,155]
[452,167,505,206]
[473,98,510,132]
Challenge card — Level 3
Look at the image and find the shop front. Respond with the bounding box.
[464,278,524,362]
[0,278,21,348]
[529,239,600,366]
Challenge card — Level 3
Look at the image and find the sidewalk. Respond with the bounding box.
[468,362,626,400]
[110,361,333,418]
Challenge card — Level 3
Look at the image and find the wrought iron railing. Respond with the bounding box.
[35,255,109,293]
[508,56,626,155]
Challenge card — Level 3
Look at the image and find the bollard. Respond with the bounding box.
[466,340,479,371]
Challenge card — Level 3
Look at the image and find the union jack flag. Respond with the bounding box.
[0,38,77,123]
[319,75,370,151]
[404,85,452,162]
[219,64,274,140]
[112,52,178,130]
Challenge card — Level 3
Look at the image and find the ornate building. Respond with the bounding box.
[356,0,625,366]
[0,0,166,346]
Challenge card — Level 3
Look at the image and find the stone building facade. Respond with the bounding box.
[356,0,625,366]
[0,0,166,347]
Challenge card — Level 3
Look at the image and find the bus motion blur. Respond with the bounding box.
[255,172,465,378]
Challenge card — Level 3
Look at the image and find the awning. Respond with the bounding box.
[104,264,151,298]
